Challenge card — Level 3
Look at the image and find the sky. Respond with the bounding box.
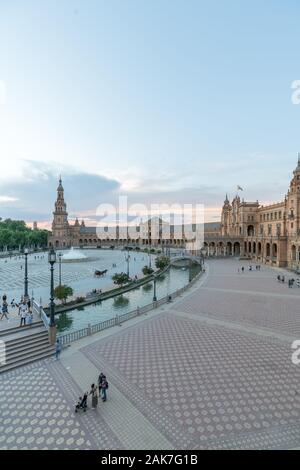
[0,0,300,228]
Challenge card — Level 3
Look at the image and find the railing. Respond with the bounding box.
[32,299,50,330]
[58,270,203,345]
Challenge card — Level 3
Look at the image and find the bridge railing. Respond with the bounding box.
[58,270,203,346]
[32,299,50,330]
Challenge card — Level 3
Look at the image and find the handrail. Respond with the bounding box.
[58,270,203,345]
[32,299,50,330]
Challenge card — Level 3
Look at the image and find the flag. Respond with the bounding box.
[237,185,243,191]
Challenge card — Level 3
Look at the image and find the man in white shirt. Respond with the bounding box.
[19,300,28,327]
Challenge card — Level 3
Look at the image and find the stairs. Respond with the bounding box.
[0,322,55,373]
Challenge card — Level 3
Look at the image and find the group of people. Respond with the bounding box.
[75,372,109,413]
[238,264,261,273]
[277,275,300,288]
[0,294,33,326]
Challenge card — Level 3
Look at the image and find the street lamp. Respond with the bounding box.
[24,248,29,300]
[58,252,63,286]
[126,252,130,277]
[189,257,192,283]
[148,251,152,268]
[48,248,57,344]
[153,274,157,302]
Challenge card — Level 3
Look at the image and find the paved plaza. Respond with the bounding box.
[1,258,300,449]
[0,250,154,308]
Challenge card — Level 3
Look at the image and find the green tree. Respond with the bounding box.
[54,285,74,304]
[155,256,170,270]
[112,272,131,286]
[142,265,154,276]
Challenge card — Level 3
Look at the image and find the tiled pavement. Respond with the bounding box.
[1,258,300,449]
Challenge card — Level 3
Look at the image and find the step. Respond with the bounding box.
[4,330,48,346]
[0,321,44,337]
[6,338,50,356]
[5,336,49,351]
[5,343,53,362]
[0,348,55,373]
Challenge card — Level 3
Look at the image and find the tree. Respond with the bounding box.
[142,265,154,276]
[155,256,170,270]
[54,285,74,304]
[112,272,131,287]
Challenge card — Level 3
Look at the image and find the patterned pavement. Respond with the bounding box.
[1,258,300,449]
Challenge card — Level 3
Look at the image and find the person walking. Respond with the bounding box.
[89,383,98,409]
[19,300,28,327]
[0,299,9,320]
[55,339,61,360]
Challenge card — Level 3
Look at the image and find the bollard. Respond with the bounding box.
[87,323,92,336]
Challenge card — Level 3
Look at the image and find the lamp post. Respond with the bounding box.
[48,248,57,345]
[189,257,192,283]
[153,274,157,302]
[58,252,63,286]
[126,252,130,277]
[24,248,29,300]
[149,251,152,268]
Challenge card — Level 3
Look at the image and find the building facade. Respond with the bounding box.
[204,155,300,269]
[48,179,188,249]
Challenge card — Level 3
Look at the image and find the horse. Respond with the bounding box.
[94,269,108,277]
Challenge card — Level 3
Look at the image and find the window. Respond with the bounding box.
[271,213,273,220]
[268,224,272,235]
[276,224,281,236]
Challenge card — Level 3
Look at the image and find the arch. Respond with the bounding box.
[252,241,256,254]
[266,243,271,257]
[248,241,251,253]
[244,241,247,254]
[233,241,240,256]
[257,242,262,256]
[226,241,232,256]
[272,243,277,258]
[55,240,59,247]
[291,244,296,261]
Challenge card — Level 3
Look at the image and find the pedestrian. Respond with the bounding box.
[98,372,105,388]
[89,383,98,409]
[100,377,109,402]
[55,339,61,360]
[241,266,244,272]
[26,310,33,327]
[19,300,28,327]
[0,299,9,320]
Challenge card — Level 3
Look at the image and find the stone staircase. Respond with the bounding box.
[0,321,55,373]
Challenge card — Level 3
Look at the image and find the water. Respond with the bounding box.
[56,265,201,334]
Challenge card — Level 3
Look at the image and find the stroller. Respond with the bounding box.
[75,393,88,413]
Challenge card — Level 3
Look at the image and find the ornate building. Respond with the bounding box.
[204,155,300,269]
[47,179,188,249]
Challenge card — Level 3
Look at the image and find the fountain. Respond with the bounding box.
[61,247,88,263]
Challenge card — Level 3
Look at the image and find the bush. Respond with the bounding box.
[112,272,131,286]
[76,296,85,303]
[142,265,154,276]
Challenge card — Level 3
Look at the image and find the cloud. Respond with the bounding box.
[0,196,19,203]
[0,160,120,222]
